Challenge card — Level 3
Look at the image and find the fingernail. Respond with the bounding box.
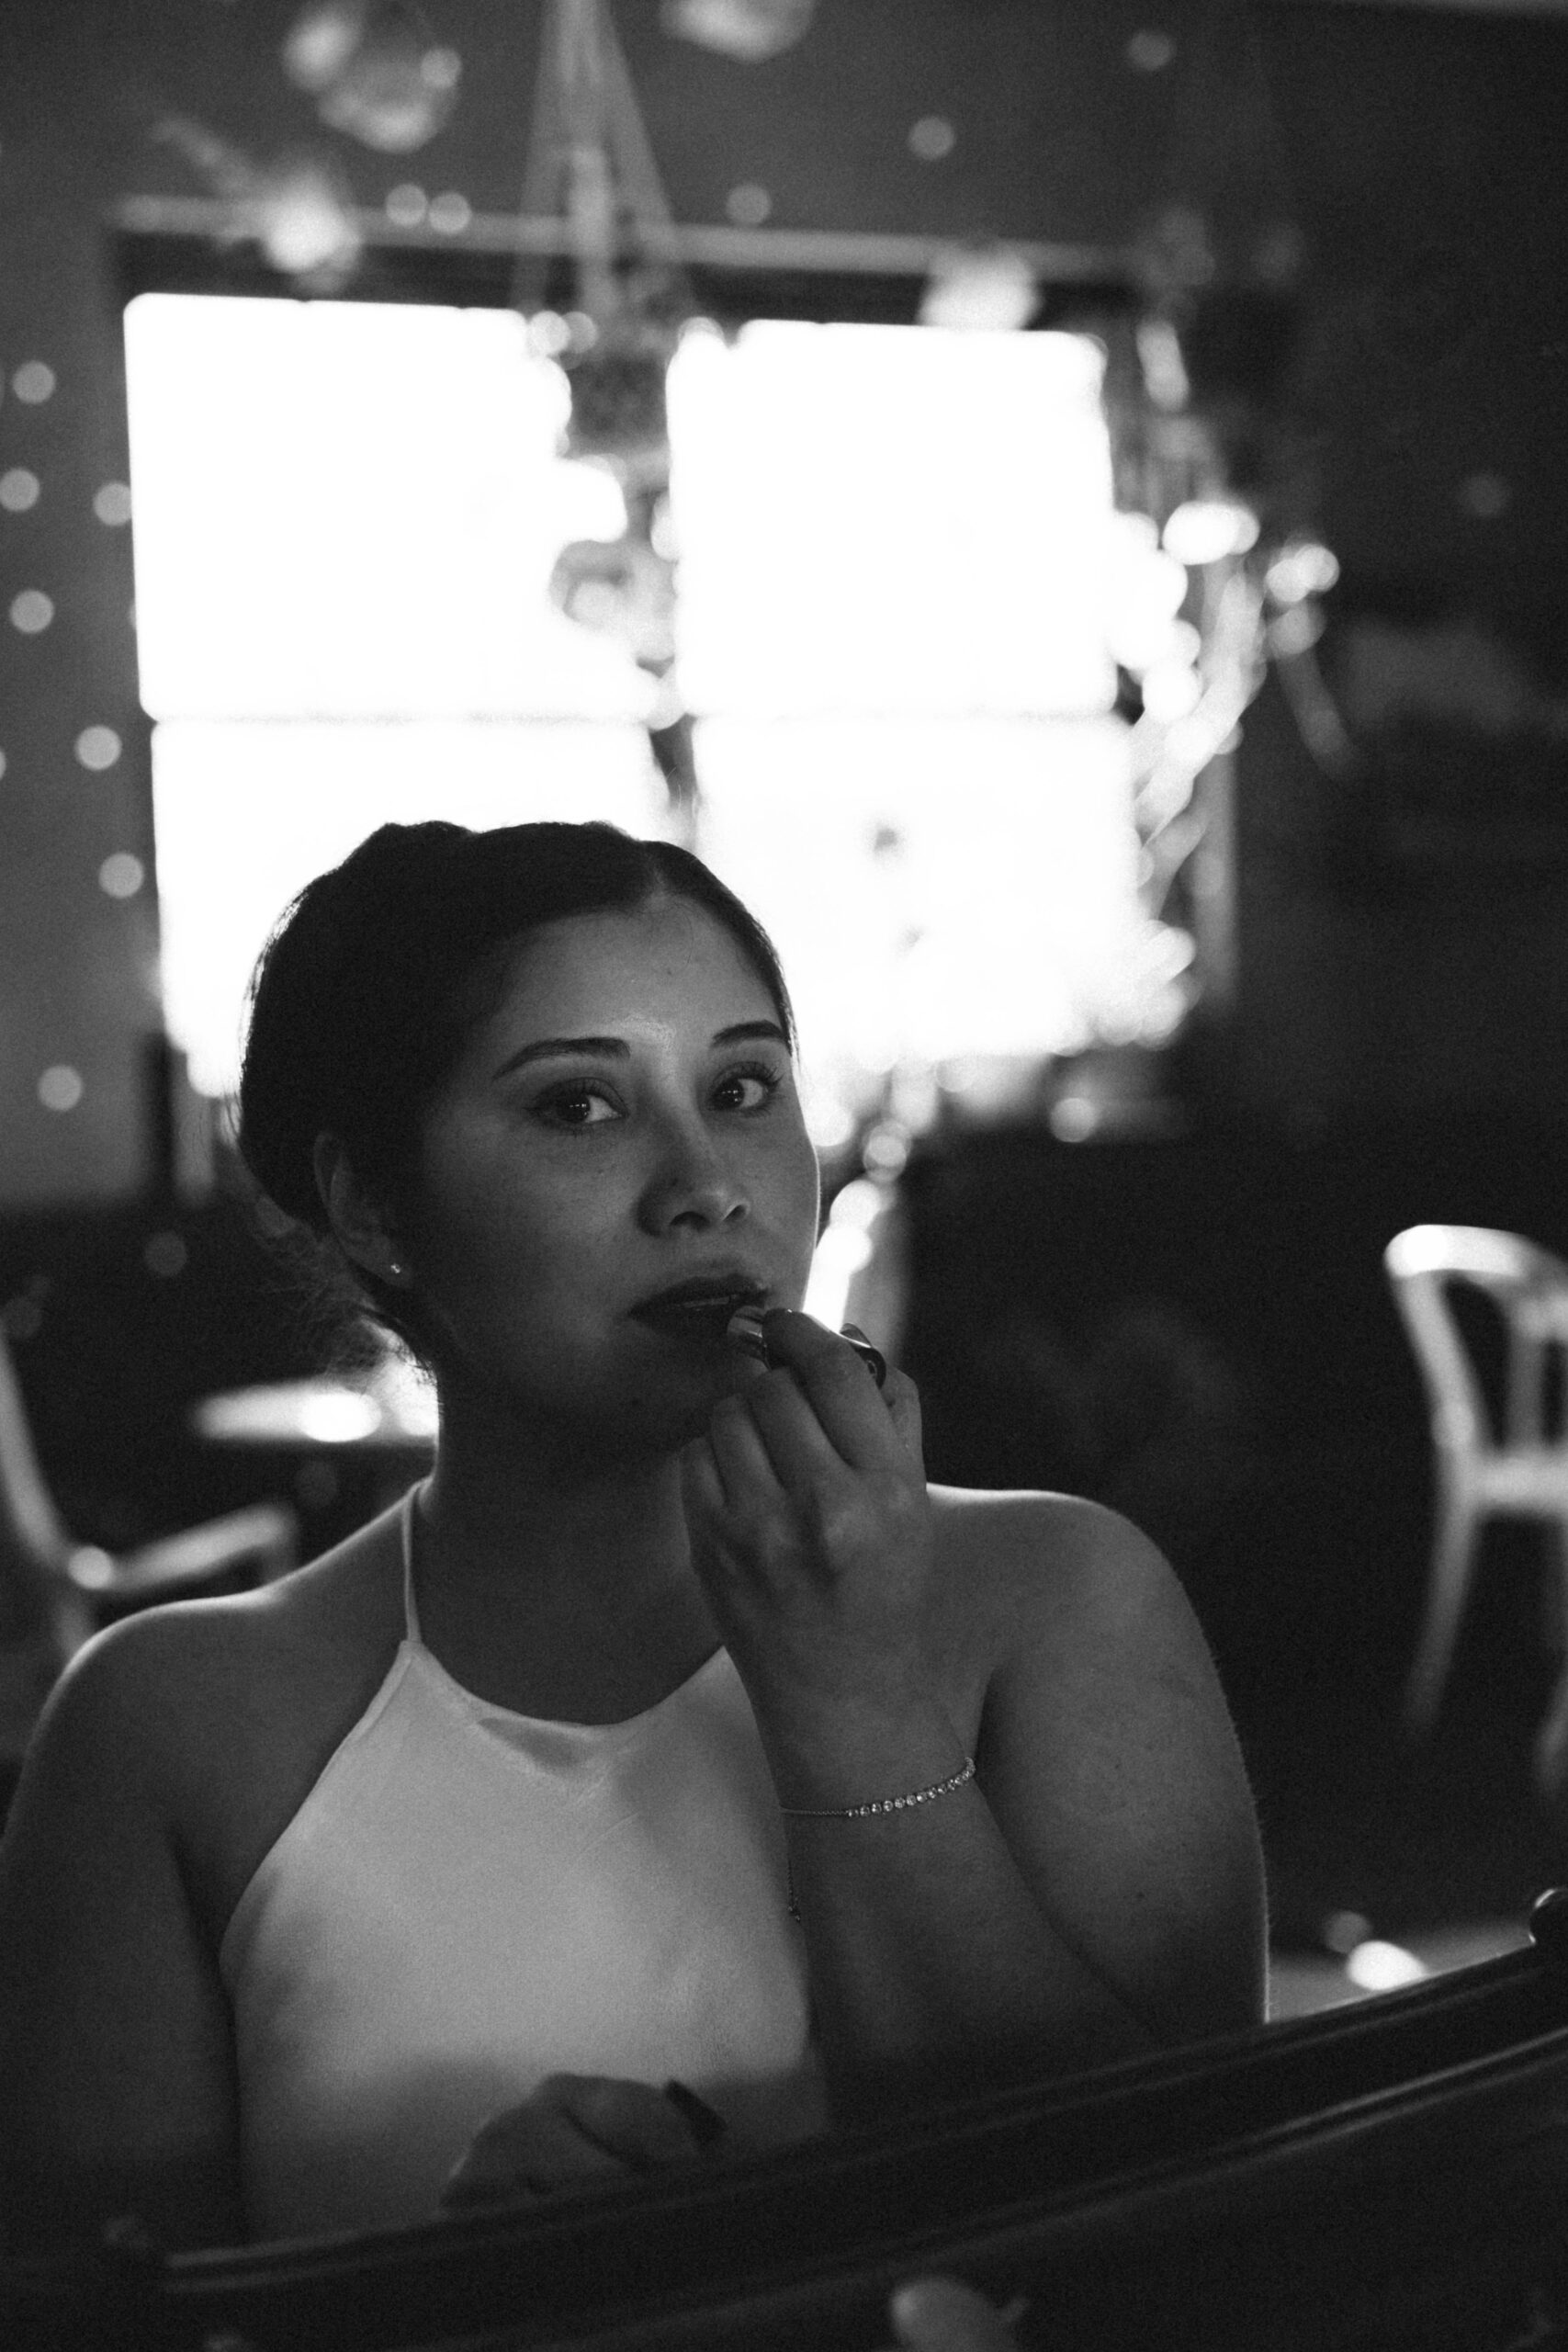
[663,2079,727,2146]
[840,1324,887,1387]
[890,2279,1020,2350]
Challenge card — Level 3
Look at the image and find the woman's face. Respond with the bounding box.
[407,894,820,1453]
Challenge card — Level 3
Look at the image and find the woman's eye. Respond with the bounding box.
[536,1085,619,1129]
[713,1066,783,1114]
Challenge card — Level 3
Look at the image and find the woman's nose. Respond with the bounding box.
[638,1119,750,1233]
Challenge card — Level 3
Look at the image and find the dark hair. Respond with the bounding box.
[235,820,794,1357]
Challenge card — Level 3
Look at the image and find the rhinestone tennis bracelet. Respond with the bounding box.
[779,1758,976,1820]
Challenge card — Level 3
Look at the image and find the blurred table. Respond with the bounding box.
[192,1359,437,1514]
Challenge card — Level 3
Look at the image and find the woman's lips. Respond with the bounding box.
[631,1288,764,1341]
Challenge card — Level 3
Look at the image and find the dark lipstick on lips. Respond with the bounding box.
[632,1278,767,1338]
[727,1305,887,1389]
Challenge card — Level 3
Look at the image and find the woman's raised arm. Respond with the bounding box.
[682,1310,1267,2121]
[0,1615,244,2252]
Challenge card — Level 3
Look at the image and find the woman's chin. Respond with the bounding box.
[645,1360,753,1452]
[527,1363,732,1465]
[457,1336,753,1464]
[649,1374,739,1450]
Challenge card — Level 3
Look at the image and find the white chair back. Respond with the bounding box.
[1385,1223,1568,1453]
[1384,1223,1568,1784]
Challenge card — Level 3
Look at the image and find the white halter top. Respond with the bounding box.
[219,1489,824,2241]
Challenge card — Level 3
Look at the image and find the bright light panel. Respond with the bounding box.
[695,714,1142,1093]
[126,299,1148,1113]
[669,322,1117,718]
[152,720,664,1097]
[675,320,1143,1097]
[124,294,647,719]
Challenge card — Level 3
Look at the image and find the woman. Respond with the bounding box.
[0,820,1265,2251]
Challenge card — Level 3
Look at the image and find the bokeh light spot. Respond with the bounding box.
[1345,1939,1429,1993]
[1323,1909,1372,1956]
[10,589,53,633]
[94,481,133,526]
[428,190,472,234]
[1458,469,1511,520]
[143,1229,189,1278]
[299,1390,380,1442]
[0,468,40,512]
[384,182,427,227]
[99,852,146,899]
[1050,1095,1099,1143]
[725,183,773,227]
[75,726,122,771]
[13,361,57,404]
[1126,29,1177,71]
[1265,539,1339,605]
[1162,498,1258,566]
[38,1065,84,1113]
[908,115,956,161]
[920,244,1038,332]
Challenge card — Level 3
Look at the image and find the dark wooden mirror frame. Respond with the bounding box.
[8,1887,1568,2352]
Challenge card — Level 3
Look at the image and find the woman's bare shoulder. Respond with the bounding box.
[929,1480,1128,1547]
[928,1482,1173,1644]
[930,1485,1265,2041]
[51,1498,405,1738]
[17,1497,411,1945]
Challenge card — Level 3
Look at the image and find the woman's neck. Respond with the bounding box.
[410,1407,720,1723]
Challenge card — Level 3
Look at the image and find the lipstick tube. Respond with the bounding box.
[726,1306,887,1389]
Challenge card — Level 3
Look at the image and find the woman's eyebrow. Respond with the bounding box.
[491,1021,785,1082]
[714,1021,789,1049]
[491,1035,628,1080]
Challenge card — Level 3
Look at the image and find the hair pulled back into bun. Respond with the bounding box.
[234,819,794,1359]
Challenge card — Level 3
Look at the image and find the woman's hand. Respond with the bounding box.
[680,1311,939,1738]
[440,2075,725,2210]
[886,2278,1026,2352]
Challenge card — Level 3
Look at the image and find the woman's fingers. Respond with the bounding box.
[888,2277,1024,2352]
[680,1429,726,1523]
[704,1385,795,1508]
[556,2074,715,2166]
[685,1314,934,1693]
[443,2102,621,2208]
[735,1366,846,1490]
[440,2075,722,2209]
[881,1363,923,1463]
[742,1311,909,1476]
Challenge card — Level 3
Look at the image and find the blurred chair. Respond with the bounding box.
[1384,1222,1568,1791]
[0,1322,297,1767]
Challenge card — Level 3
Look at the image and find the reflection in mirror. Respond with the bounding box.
[0,808,1263,2254]
[2,300,1277,2272]
[8,0,1568,2286]
[0,272,1544,2274]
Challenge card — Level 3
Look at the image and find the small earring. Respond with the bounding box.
[387,1259,406,1280]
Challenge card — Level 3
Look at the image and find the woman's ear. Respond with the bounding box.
[312,1133,413,1287]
